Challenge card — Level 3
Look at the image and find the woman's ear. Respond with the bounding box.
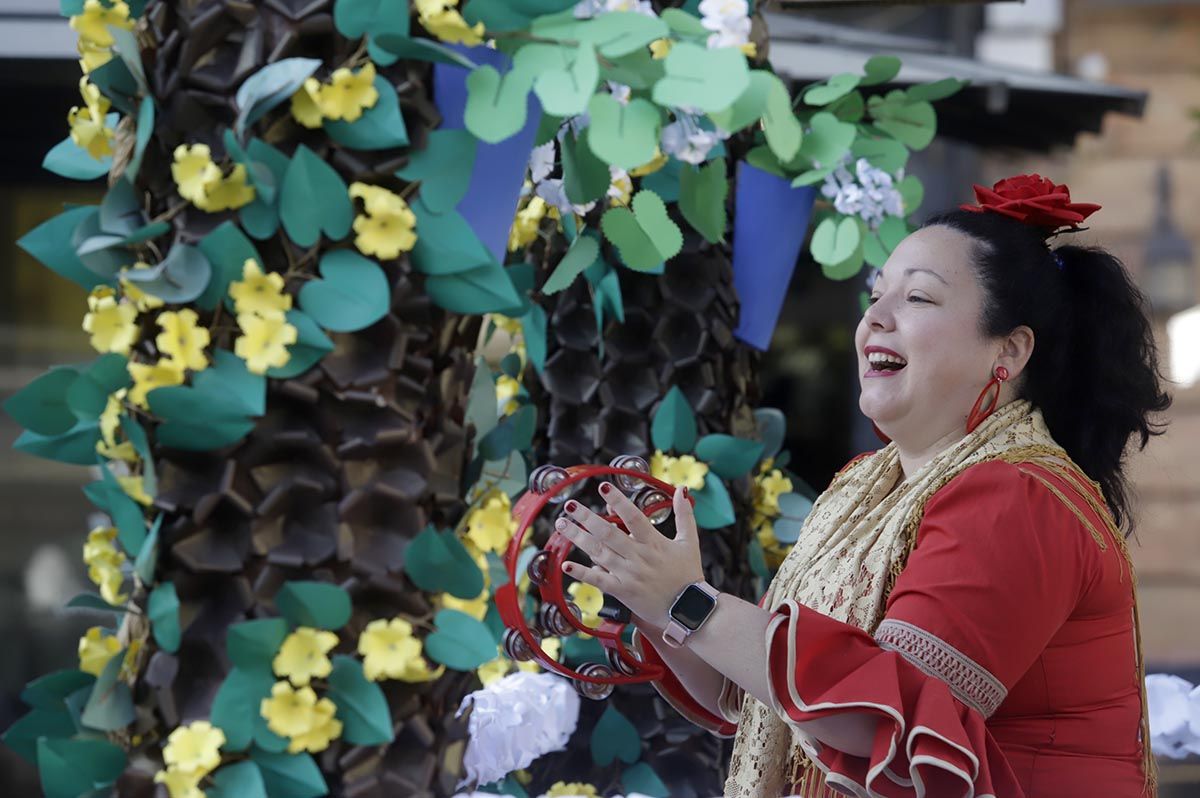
[997,325,1035,380]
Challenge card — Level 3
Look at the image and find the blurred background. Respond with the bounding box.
[2,0,1198,794]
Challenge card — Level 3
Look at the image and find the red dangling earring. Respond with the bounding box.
[966,365,1009,433]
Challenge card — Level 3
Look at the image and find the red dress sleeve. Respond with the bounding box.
[761,461,1101,798]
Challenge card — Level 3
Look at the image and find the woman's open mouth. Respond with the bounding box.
[865,349,907,377]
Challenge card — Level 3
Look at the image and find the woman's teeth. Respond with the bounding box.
[868,355,907,371]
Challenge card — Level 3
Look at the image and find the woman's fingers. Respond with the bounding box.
[595,482,657,543]
[562,500,635,558]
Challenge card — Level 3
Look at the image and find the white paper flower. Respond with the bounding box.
[1146,673,1200,759]
[699,0,751,50]
[660,118,725,165]
[820,156,906,229]
[574,0,654,19]
[607,81,632,105]
[529,141,556,184]
[455,671,582,790]
[536,179,596,216]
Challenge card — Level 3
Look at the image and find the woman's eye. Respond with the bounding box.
[867,295,881,305]
[907,295,930,304]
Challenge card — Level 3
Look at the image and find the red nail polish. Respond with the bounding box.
[599,483,612,494]
[565,501,578,512]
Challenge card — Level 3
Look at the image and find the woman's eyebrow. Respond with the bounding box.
[904,267,949,285]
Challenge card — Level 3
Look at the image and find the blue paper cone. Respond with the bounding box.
[731,161,818,351]
[433,44,542,264]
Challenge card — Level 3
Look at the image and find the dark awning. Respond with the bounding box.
[764,14,1147,152]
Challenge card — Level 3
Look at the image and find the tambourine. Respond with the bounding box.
[494,455,696,700]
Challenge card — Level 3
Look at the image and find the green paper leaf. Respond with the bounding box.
[762,75,804,163]
[586,94,660,169]
[878,215,909,251]
[679,159,727,244]
[542,234,600,295]
[810,216,861,267]
[622,761,669,798]
[228,618,291,671]
[4,367,79,436]
[799,112,856,168]
[126,95,155,181]
[661,7,708,38]
[410,201,494,275]
[650,385,696,453]
[579,11,669,58]
[43,135,112,180]
[65,354,129,421]
[425,261,523,314]
[790,165,835,187]
[298,250,389,332]
[326,75,410,150]
[599,47,664,90]
[280,144,354,247]
[820,245,865,282]
[148,582,181,653]
[867,92,937,150]
[600,190,683,272]
[250,749,328,798]
[36,737,125,798]
[652,42,750,114]
[13,420,101,466]
[829,90,866,123]
[466,359,499,459]
[694,434,764,480]
[66,593,127,614]
[520,303,547,375]
[480,449,527,500]
[804,73,861,106]
[211,761,269,798]
[196,220,261,311]
[372,34,478,68]
[266,309,334,380]
[334,0,408,39]
[693,471,735,529]
[276,581,352,631]
[514,42,600,118]
[562,128,611,206]
[81,645,133,731]
[861,55,902,86]
[121,242,213,304]
[897,174,924,215]
[772,492,814,543]
[590,704,640,766]
[327,655,394,745]
[235,58,322,138]
[17,206,108,291]
[396,129,478,214]
[424,609,498,670]
[906,77,967,102]
[850,137,909,174]
[211,666,278,752]
[465,64,535,144]
[863,229,888,269]
[404,526,486,599]
[708,70,770,134]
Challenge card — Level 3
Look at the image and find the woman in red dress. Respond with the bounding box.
[552,175,1171,797]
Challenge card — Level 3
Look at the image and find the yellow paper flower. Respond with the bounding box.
[630,147,668,177]
[96,390,138,464]
[234,312,297,375]
[117,474,154,506]
[754,468,793,516]
[83,290,139,356]
[153,767,205,798]
[318,62,379,122]
[349,182,417,259]
[546,782,599,798]
[422,8,486,46]
[68,77,114,160]
[261,681,320,739]
[120,263,166,312]
[273,627,339,687]
[70,0,133,48]
[567,581,604,636]
[741,41,758,59]
[464,490,517,554]
[516,637,561,674]
[155,309,210,372]
[77,37,113,73]
[228,259,291,320]
[287,696,342,754]
[649,38,672,60]
[290,77,325,129]
[84,527,128,604]
[608,169,633,207]
[440,590,489,621]
[495,374,521,416]
[96,566,128,605]
[195,163,255,212]
[78,626,121,676]
[163,720,225,776]
[508,196,548,252]
[357,617,444,683]
[127,359,186,409]
[476,654,510,687]
[649,450,709,491]
[171,144,222,206]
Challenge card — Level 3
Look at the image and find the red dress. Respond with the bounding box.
[635,460,1150,797]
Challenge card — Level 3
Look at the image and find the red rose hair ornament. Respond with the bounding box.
[961,174,1101,239]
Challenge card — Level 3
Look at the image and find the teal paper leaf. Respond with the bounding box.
[403,526,486,600]
[694,434,764,480]
[17,206,109,291]
[196,220,261,311]
[4,367,79,436]
[679,159,727,244]
[586,94,660,170]
[298,250,389,333]
[210,761,269,798]
[276,581,352,631]
[266,309,334,380]
[622,761,670,798]
[13,420,102,466]
[590,704,641,766]
[424,609,498,670]
[650,385,697,453]
[280,144,354,247]
[80,645,133,731]
[771,492,814,544]
[148,582,181,653]
[65,353,129,421]
[464,64,535,145]
[250,750,328,798]
[326,656,394,745]
[325,75,410,150]
[228,618,291,671]
[235,58,322,137]
[754,408,787,461]
[542,234,600,295]
[693,471,735,530]
[126,95,155,181]
[43,135,112,181]
[36,738,125,798]
[395,129,478,214]
[120,242,213,304]
[211,666,279,752]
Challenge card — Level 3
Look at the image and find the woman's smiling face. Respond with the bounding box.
[854,224,1001,443]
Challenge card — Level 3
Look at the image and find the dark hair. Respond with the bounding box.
[920,209,1172,535]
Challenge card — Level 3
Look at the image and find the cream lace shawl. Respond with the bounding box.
[721,399,1131,798]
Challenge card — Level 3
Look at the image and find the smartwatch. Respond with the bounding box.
[661,580,720,648]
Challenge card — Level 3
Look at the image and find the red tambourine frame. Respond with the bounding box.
[493,464,694,697]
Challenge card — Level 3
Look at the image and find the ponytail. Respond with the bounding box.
[922,210,1172,534]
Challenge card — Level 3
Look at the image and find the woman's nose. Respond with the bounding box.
[864,298,894,330]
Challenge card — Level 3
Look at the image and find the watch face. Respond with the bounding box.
[671,585,717,631]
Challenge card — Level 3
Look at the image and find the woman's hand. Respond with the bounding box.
[554,482,705,627]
